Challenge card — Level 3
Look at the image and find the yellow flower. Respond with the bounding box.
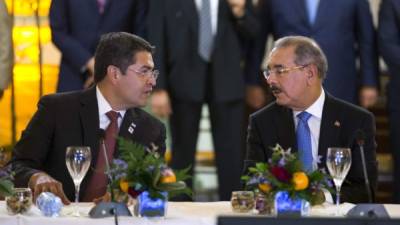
[160,174,176,183]
[292,172,309,191]
[160,168,177,183]
[258,183,272,193]
[119,179,129,193]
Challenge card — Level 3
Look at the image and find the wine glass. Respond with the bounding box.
[326,147,352,216]
[65,146,91,216]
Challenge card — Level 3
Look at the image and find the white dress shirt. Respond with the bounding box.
[96,86,126,130]
[293,89,325,171]
[195,0,219,36]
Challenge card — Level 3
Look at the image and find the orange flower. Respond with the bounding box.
[160,173,176,183]
[258,183,272,193]
[119,179,129,193]
[292,172,309,191]
[160,167,177,183]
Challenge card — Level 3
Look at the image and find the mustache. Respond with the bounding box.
[270,85,281,93]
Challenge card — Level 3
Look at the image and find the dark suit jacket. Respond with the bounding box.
[11,87,166,201]
[248,0,379,103]
[49,0,147,92]
[149,0,259,102]
[245,93,378,203]
[379,0,400,111]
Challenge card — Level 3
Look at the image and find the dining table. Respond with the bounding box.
[1,201,400,225]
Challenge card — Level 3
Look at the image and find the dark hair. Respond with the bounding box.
[94,32,155,83]
[272,36,328,79]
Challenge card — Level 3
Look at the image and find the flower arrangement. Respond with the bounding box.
[108,138,191,201]
[241,144,332,205]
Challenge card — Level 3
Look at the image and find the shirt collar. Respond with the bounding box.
[294,89,325,119]
[96,86,126,119]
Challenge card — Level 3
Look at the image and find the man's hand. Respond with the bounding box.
[246,85,266,109]
[151,90,172,119]
[84,57,95,89]
[86,57,95,75]
[84,75,94,89]
[359,86,378,108]
[227,0,246,18]
[29,172,71,205]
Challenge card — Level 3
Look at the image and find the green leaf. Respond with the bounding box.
[241,175,250,181]
[168,187,192,199]
[152,167,161,188]
[156,181,186,191]
[175,166,192,182]
[248,168,258,173]
[0,179,14,197]
[255,163,267,172]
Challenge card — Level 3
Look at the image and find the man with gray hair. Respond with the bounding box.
[245,36,377,203]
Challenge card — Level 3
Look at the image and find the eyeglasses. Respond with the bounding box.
[262,64,308,80]
[128,68,159,80]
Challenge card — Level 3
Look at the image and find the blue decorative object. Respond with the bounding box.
[137,191,167,217]
[36,192,63,217]
[274,191,310,217]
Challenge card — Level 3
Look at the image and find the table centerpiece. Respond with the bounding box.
[241,144,333,216]
[108,138,191,218]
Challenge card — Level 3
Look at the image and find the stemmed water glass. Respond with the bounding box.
[65,146,91,216]
[326,147,352,216]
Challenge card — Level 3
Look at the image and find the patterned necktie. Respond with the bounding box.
[83,111,119,201]
[306,0,319,25]
[297,111,313,172]
[97,0,107,14]
[198,0,214,61]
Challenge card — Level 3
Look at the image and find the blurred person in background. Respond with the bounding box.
[0,0,13,99]
[149,0,260,201]
[248,0,379,108]
[49,0,147,92]
[378,0,400,203]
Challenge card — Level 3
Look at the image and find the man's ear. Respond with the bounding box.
[306,64,318,84]
[109,65,120,78]
[105,65,120,84]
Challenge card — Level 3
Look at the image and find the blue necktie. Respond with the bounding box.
[297,111,313,172]
[198,0,214,61]
[306,0,319,25]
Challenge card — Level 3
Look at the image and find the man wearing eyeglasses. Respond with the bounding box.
[9,32,166,204]
[245,36,377,203]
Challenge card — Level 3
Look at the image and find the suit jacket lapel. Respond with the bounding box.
[117,108,144,157]
[90,0,101,16]
[119,108,138,141]
[79,87,100,191]
[182,0,198,34]
[102,0,113,16]
[318,93,342,166]
[313,0,328,30]
[277,106,296,152]
[297,0,310,28]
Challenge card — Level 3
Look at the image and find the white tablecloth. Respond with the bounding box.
[0,201,399,225]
